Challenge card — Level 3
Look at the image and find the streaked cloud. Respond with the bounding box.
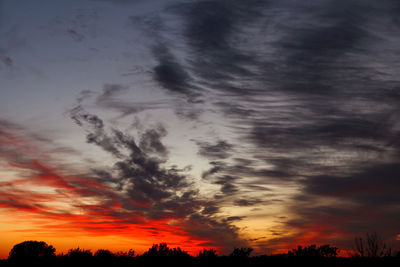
[1,0,400,256]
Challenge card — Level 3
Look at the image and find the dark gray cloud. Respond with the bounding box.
[224,216,246,222]
[94,84,168,117]
[201,161,224,179]
[152,44,202,103]
[70,105,122,157]
[97,84,129,102]
[181,0,399,181]
[140,0,400,250]
[272,1,370,94]
[302,163,400,206]
[0,52,12,67]
[70,106,187,205]
[276,162,400,249]
[68,106,246,249]
[184,213,245,250]
[233,198,263,207]
[139,126,168,157]
[213,175,240,197]
[180,0,267,93]
[67,29,85,42]
[6,0,400,253]
[201,204,219,216]
[219,183,238,195]
[196,140,233,160]
[18,0,396,252]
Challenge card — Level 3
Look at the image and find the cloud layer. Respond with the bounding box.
[141,0,400,251]
[1,0,400,255]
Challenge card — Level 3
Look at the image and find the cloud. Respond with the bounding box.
[68,107,247,249]
[233,198,263,207]
[174,0,269,98]
[140,0,400,252]
[224,216,246,222]
[274,162,400,250]
[152,44,201,102]
[0,122,119,222]
[67,29,85,42]
[4,0,400,254]
[219,183,238,195]
[301,163,400,205]
[196,140,233,160]
[97,84,129,103]
[0,52,12,67]
[139,126,168,157]
[93,84,168,117]
[0,118,82,165]
[69,106,191,206]
[70,105,122,157]
[0,117,246,252]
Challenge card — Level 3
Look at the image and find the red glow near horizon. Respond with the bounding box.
[0,159,219,253]
[0,126,360,259]
[0,131,220,258]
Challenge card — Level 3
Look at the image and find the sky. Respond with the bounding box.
[1,0,400,258]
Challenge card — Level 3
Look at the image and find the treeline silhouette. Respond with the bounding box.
[1,240,400,266]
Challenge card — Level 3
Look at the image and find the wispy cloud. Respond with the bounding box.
[0,113,246,253]
[2,0,400,254]
[137,0,400,251]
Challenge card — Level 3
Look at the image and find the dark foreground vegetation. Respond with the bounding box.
[1,239,399,267]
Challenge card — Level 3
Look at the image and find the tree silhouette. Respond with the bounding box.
[66,247,93,260]
[354,232,391,257]
[115,249,135,258]
[229,247,253,258]
[198,248,218,258]
[8,240,55,260]
[94,249,115,260]
[4,239,400,266]
[288,244,339,257]
[142,243,189,257]
[318,244,340,257]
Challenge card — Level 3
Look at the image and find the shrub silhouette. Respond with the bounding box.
[288,244,339,257]
[115,249,135,258]
[142,243,189,257]
[8,240,55,260]
[229,247,253,258]
[142,243,169,257]
[94,249,115,260]
[198,248,218,258]
[66,247,93,260]
[6,239,400,266]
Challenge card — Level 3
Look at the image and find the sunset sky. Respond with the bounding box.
[1,0,400,258]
